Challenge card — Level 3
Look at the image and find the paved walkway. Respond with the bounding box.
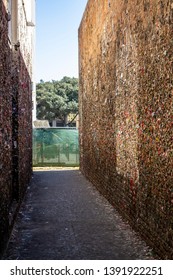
[4,169,155,260]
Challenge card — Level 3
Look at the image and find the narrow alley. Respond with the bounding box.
[1,0,172,262]
[4,169,155,260]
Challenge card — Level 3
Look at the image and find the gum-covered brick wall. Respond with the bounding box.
[18,51,32,197]
[0,0,32,257]
[0,0,12,254]
[79,0,173,259]
[12,50,32,201]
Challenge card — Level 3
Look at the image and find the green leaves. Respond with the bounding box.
[36,77,78,125]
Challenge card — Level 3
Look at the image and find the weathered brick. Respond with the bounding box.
[79,0,173,259]
[0,0,13,254]
[0,0,32,257]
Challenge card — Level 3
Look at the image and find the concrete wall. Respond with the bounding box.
[79,0,173,259]
[0,0,34,257]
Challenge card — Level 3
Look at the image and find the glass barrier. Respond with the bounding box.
[33,128,79,167]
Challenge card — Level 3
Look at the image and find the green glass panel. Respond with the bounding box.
[32,128,79,167]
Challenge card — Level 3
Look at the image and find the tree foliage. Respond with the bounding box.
[36,77,78,125]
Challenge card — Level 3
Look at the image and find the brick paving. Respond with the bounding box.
[4,169,155,260]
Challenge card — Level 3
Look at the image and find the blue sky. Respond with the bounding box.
[35,0,88,82]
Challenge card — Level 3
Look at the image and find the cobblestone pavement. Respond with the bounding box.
[4,169,155,260]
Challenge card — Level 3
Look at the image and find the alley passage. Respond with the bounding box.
[5,169,154,260]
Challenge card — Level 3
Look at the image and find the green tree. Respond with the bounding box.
[36,77,78,126]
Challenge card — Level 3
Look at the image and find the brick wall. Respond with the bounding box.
[18,52,32,197]
[0,0,32,257]
[79,0,173,259]
[0,0,12,254]
[11,51,32,201]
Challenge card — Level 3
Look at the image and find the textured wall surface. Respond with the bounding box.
[79,0,173,259]
[0,0,12,254]
[11,51,32,201]
[0,0,32,257]
[18,53,32,198]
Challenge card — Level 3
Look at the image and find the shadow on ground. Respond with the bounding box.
[4,169,155,260]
